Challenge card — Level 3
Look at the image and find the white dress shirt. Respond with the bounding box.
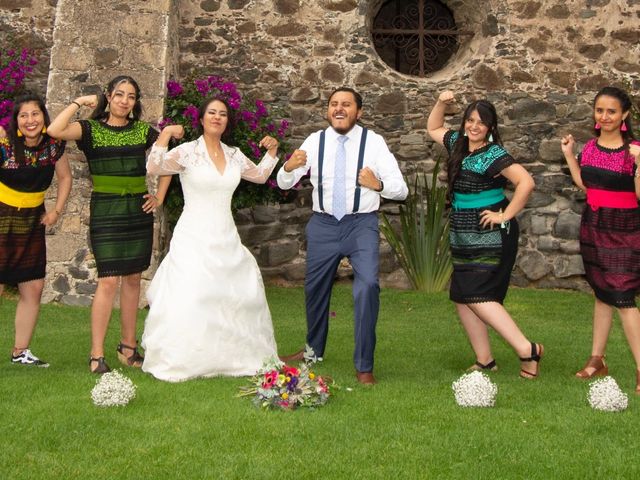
[277,124,408,214]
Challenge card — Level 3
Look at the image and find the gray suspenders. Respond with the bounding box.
[317,127,369,214]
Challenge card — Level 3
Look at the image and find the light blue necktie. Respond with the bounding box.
[332,135,348,221]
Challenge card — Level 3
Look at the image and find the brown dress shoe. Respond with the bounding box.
[279,349,305,363]
[356,371,377,385]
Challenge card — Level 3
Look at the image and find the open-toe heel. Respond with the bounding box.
[575,355,608,379]
[519,342,544,379]
[467,359,498,372]
[116,342,144,368]
[89,356,111,374]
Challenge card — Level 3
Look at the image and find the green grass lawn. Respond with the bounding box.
[1,286,639,479]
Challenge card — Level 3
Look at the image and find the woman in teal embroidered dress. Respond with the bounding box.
[48,75,171,373]
[427,90,543,378]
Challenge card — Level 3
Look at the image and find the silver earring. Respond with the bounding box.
[463,131,468,137]
[488,133,494,142]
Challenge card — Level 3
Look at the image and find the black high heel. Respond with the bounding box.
[89,356,111,374]
[116,342,144,368]
[519,342,544,379]
[467,359,498,372]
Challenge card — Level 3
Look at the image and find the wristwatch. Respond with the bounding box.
[376,180,384,192]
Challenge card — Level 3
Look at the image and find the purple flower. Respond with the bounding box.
[166,80,183,98]
[240,110,254,122]
[266,122,276,133]
[255,100,268,118]
[287,376,299,391]
[267,179,277,189]
[247,140,261,159]
[158,117,175,130]
[194,79,210,96]
[182,104,200,129]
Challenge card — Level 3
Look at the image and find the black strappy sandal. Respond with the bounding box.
[89,356,111,374]
[519,342,544,379]
[467,359,498,372]
[116,342,144,368]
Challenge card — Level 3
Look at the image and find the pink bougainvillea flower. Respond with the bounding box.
[182,104,200,129]
[166,80,184,98]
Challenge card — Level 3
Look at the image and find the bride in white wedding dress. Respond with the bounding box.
[141,97,280,382]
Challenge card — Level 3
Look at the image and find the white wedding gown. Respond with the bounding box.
[141,137,279,382]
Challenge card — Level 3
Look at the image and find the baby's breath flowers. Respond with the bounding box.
[588,376,628,412]
[91,370,137,407]
[452,371,498,408]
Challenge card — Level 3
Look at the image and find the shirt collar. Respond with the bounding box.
[327,123,362,143]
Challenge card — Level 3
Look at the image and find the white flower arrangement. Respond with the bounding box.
[452,371,498,408]
[91,370,137,407]
[588,376,628,412]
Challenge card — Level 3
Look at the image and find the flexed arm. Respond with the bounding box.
[630,144,640,199]
[47,95,98,141]
[146,125,187,175]
[427,91,456,146]
[239,135,280,184]
[560,134,585,191]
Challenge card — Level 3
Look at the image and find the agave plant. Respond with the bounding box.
[380,161,452,292]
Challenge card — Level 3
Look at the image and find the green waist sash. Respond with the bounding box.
[452,188,505,209]
[92,175,147,195]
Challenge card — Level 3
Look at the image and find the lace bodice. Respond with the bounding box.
[147,136,278,183]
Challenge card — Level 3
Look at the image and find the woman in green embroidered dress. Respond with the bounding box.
[427,90,543,379]
[48,76,171,373]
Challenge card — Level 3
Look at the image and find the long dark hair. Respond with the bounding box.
[9,93,51,164]
[447,99,501,198]
[91,75,143,122]
[593,86,636,146]
[196,96,235,143]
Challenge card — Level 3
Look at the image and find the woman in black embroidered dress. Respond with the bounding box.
[0,94,71,367]
[48,76,171,373]
[427,90,542,378]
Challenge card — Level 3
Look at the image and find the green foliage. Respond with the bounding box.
[380,162,452,292]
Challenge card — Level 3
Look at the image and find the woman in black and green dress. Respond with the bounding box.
[48,76,171,373]
[0,93,71,367]
[427,90,543,379]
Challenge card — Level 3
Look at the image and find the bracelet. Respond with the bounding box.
[72,101,81,108]
[499,209,506,229]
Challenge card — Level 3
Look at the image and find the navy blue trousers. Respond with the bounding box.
[304,212,380,372]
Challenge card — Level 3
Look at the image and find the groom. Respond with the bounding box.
[277,87,408,384]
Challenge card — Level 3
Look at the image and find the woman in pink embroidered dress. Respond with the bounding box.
[561,86,640,394]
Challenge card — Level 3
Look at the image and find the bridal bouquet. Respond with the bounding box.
[239,350,331,410]
[91,370,137,407]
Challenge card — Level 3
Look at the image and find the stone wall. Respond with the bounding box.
[2,0,639,303]
[175,0,640,292]
[1,0,178,305]
[0,0,57,96]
